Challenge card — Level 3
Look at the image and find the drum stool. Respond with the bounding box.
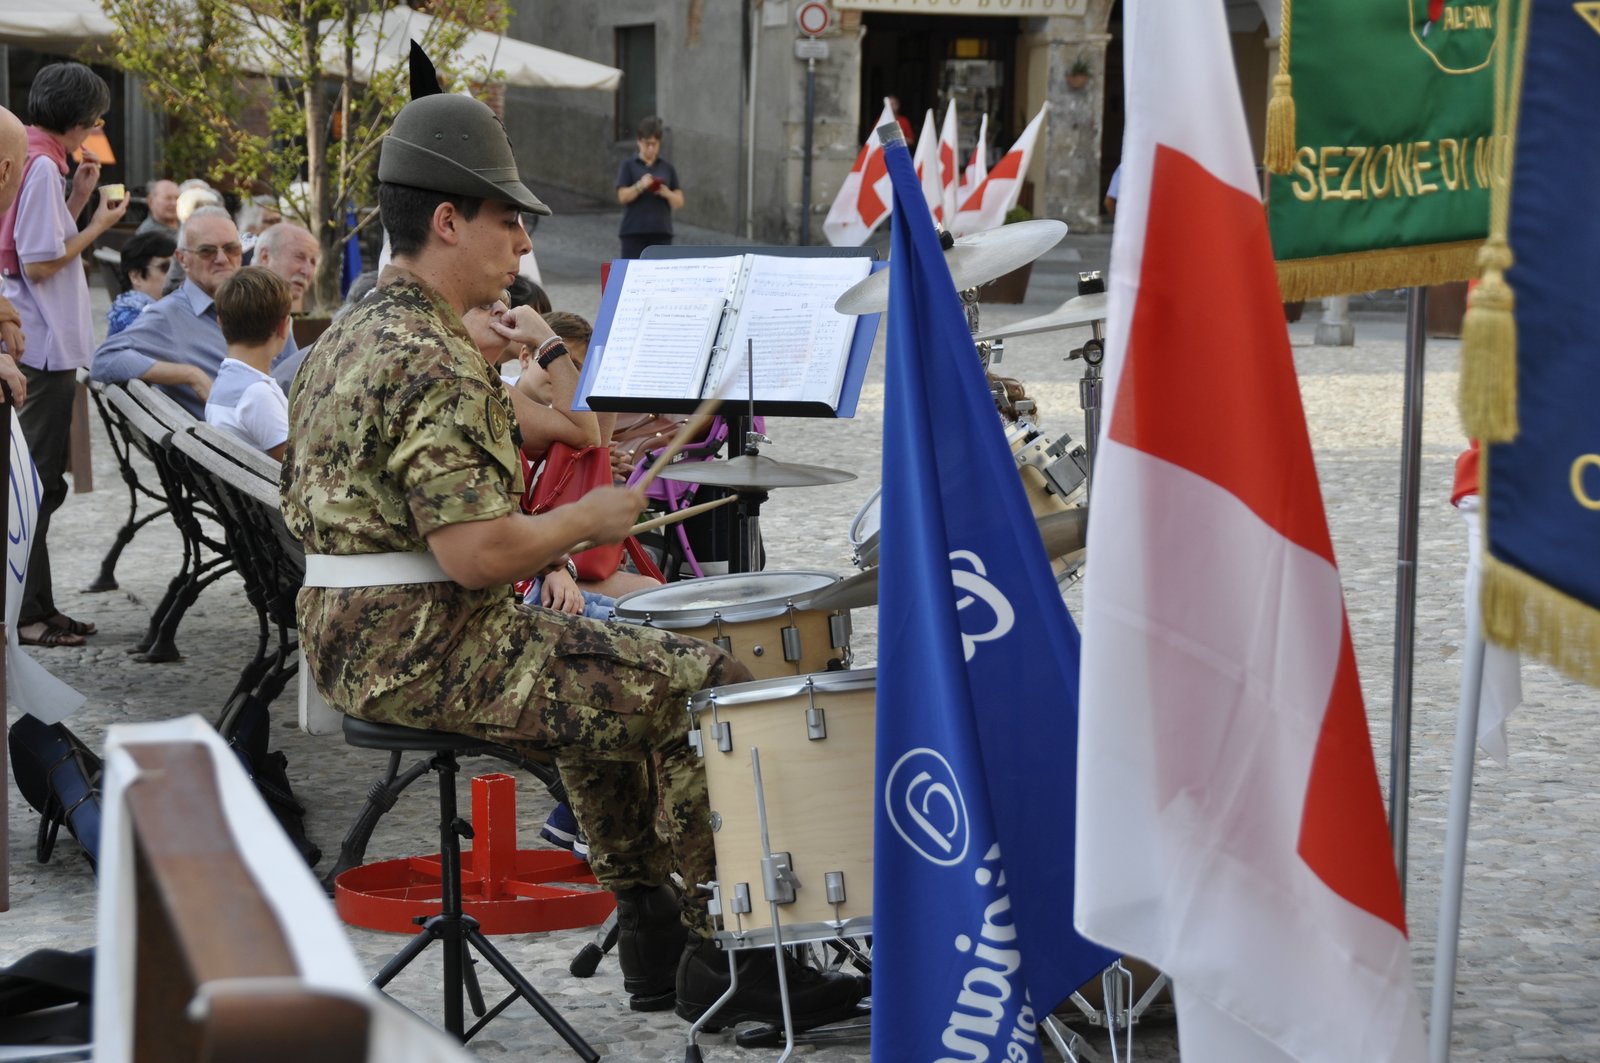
[340,716,598,1061]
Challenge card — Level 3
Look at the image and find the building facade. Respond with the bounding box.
[506,0,1277,243]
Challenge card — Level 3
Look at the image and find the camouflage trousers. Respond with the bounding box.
[455,607,752,937]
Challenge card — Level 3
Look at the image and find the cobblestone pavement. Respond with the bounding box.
[2,206,1596,1061]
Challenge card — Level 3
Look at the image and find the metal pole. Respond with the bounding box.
[1389,285,1428,898]
[801,57,816,245]
[1429,625,1486,1063]
[745,14,761,241]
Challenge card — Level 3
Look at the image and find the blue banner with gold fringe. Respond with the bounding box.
[1479,0,1600,686]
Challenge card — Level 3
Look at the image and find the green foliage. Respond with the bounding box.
[95,0,508,311]
[1069,55,1091,77]
[1003,204,1033,225]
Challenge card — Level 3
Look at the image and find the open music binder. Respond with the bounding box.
[576,252,883,418]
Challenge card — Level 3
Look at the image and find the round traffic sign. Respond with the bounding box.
[796,1,830,37]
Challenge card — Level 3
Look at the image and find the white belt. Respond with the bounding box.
[302,551,453,588]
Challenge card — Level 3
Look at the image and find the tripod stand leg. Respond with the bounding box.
[464,926,599,1062]
[371,923,438,991]
[1043,1014,1105,1063]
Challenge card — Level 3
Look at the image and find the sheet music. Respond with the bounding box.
[711,255,872,405]
[587,258,741,400]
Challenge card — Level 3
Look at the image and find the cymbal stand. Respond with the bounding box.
[1067,272,1108,484]
[722,341,769,574]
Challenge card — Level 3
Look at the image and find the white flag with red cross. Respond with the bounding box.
[823,99,896,246]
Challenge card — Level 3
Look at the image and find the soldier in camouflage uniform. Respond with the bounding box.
[281,93,863,1029]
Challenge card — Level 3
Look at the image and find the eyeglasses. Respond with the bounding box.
[184,242,244,261]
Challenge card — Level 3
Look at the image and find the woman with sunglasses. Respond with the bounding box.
[0,62,128,647]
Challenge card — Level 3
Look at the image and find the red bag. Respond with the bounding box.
[527,443,626,581]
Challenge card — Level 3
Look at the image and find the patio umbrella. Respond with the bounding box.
[243,5,621,91]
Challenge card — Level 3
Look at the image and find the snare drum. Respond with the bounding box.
[689,669,876,946]
[613,571,852,679]
[1007,420,1090,515]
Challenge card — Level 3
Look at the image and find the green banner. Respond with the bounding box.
[1266,0,1512,301]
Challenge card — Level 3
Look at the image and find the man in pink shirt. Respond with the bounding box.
[0,63,128,647]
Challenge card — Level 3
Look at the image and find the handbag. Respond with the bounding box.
[528,442,628,581]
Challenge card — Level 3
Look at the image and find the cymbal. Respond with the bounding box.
[805,507,1088,613]
[653,453,857,491]
[805,565,879,612]
[834,219,1069,316]
[970,292,1108,342]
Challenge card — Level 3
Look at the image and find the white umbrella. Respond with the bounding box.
[292,5,621,91]
[0,0,115,48]
[240,4,620,91]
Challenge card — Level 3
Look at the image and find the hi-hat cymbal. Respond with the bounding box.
[970,292,1108,342]
[653,453,857,491]
[834,219,1069,316]
[805,507,1089,613]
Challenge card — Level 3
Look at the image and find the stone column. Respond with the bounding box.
[1038,2,1115,233]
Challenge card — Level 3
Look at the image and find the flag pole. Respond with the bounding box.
[1389,284,1428,898]
[1428,616,1488,1063]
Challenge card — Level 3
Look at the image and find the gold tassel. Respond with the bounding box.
[1458,238,1518,441]
[1264,0,1296,175]
[1482,556,1600,689]
[1264,73,1297,176]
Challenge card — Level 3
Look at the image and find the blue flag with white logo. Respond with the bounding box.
[871,128,1116,1059]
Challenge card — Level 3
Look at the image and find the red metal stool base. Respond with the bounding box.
[335,772,616,935]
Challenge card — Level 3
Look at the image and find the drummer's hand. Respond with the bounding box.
[541,568,587,615]
[491,304,557,348]
[577,485,646,544]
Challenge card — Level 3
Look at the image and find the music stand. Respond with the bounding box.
[587,245,883,572]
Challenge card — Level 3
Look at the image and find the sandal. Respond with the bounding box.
[44,614,96,637]
[18,624,85,648]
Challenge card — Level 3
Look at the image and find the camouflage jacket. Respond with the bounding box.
[281,265,529,730]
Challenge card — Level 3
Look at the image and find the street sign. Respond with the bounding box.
[795,37,830,61]
[796,1,831,36]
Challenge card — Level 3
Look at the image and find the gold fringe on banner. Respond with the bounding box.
[1457,0,1528,443]
[1263,0,1295,175]
[1481,555,1600,689]
[1274,240,1480,304]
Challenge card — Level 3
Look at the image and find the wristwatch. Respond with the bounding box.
[564,557,579,582]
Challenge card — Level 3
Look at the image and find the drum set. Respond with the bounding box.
[599,223,1163,1060]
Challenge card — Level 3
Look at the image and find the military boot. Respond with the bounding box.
[674,937,866,1030]
[614,884,689,1011]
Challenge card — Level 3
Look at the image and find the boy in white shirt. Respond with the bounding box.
[206,266,291,459]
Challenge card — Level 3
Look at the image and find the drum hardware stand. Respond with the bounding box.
[1068,271,1108,483]
[722,341,769,574]
[1058,958,1170,1062]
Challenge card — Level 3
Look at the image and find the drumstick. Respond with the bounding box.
[567,495,738,553]
[632,346,751,494]
[628,494,737,536]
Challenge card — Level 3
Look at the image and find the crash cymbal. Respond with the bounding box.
[834,219,1069,316]
[804,565,879,613]
[653,453,857,491]
[805,507,1087,614]
[971,292,1108,342]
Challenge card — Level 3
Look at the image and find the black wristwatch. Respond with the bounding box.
[536,340,569,370]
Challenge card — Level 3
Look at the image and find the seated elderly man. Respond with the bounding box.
[91,205,296,417]
[251,221,320,391]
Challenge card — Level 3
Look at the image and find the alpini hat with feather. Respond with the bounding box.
[379,94,550,216]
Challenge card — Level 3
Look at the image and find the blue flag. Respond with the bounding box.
[1481,0,1600,686]
[340,204,363,299]
[872,129,1115,1060]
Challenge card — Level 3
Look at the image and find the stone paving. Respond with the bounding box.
[2,204,1597,1061]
